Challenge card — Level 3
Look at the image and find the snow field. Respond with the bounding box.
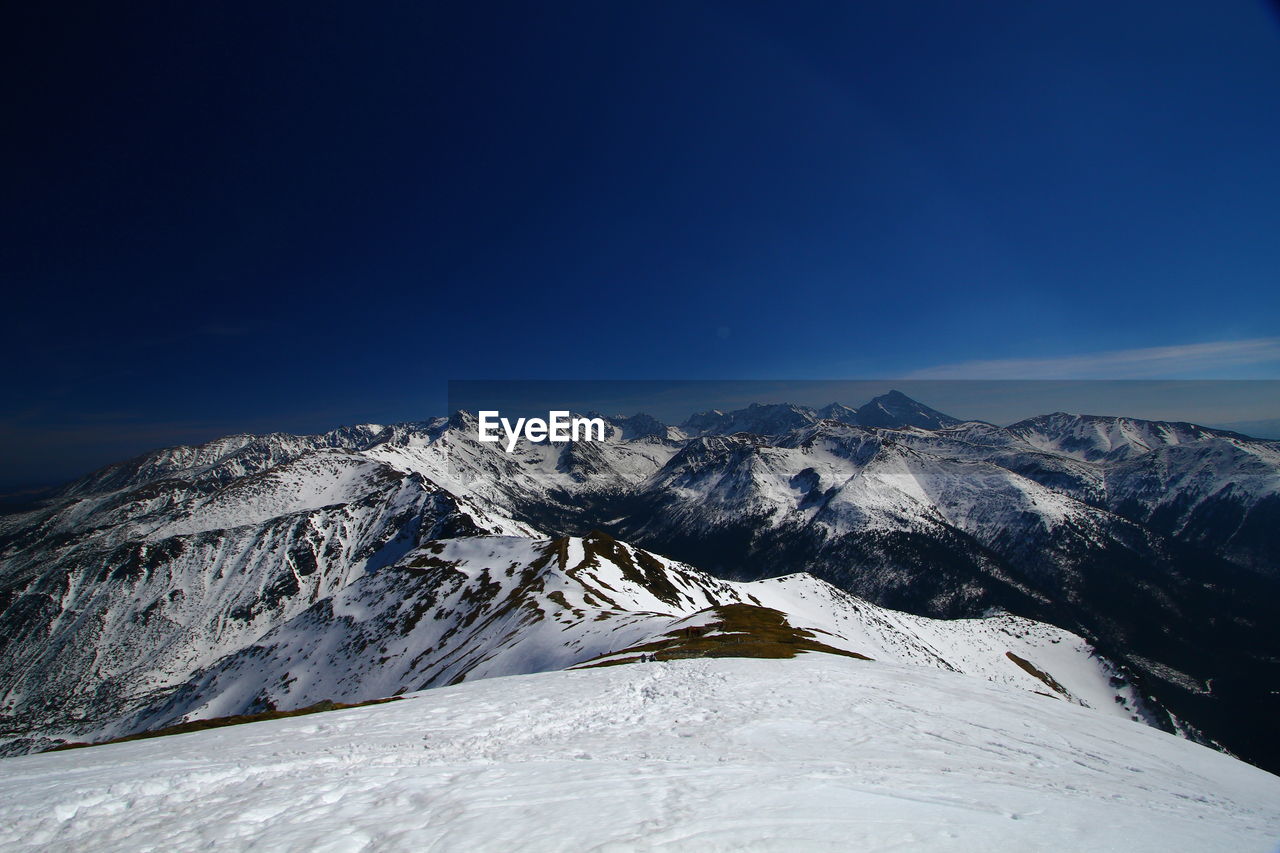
[2,656,1276,852]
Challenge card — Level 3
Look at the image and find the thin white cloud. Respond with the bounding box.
[906,338,1280,380]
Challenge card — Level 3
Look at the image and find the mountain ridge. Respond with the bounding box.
[2,392,1277,771]
[75,530,1162,750]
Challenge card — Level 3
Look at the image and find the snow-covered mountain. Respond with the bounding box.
[681,402,823,437]
[5,528,1155,752]
[679,391,960,436]
[3,656,1277,852]
[0,440,532,753]
[853,388,963,429]
[1,392,1278,774]
[1006,411,1247,462]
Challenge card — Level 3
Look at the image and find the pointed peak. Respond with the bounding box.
[866,389,919,405]
[448,409,478,430]
[854,392,960,430]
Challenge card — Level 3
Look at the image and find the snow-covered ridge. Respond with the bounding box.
[678,390,963,436]
[3,657,1276,852]
[0,455,529,755]
[1006,411,1258,462]
[106,532,1151,745]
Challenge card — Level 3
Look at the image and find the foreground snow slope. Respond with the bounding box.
[3,657,1276,853]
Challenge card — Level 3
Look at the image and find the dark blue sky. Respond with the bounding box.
[3,2,1279,488]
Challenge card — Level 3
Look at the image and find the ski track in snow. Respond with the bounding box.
[2,656,1277,853]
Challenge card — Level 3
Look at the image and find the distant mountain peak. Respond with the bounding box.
[855,391,961,430]
[680,402,817,437]
[678,395,964,436]
[817,402,860,424]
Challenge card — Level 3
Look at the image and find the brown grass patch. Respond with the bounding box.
[576,603,871,668]
[44,696,402,754]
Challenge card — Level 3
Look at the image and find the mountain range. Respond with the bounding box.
[1,391,1277,774]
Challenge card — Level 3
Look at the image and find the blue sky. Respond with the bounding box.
[3,2,1279,488]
